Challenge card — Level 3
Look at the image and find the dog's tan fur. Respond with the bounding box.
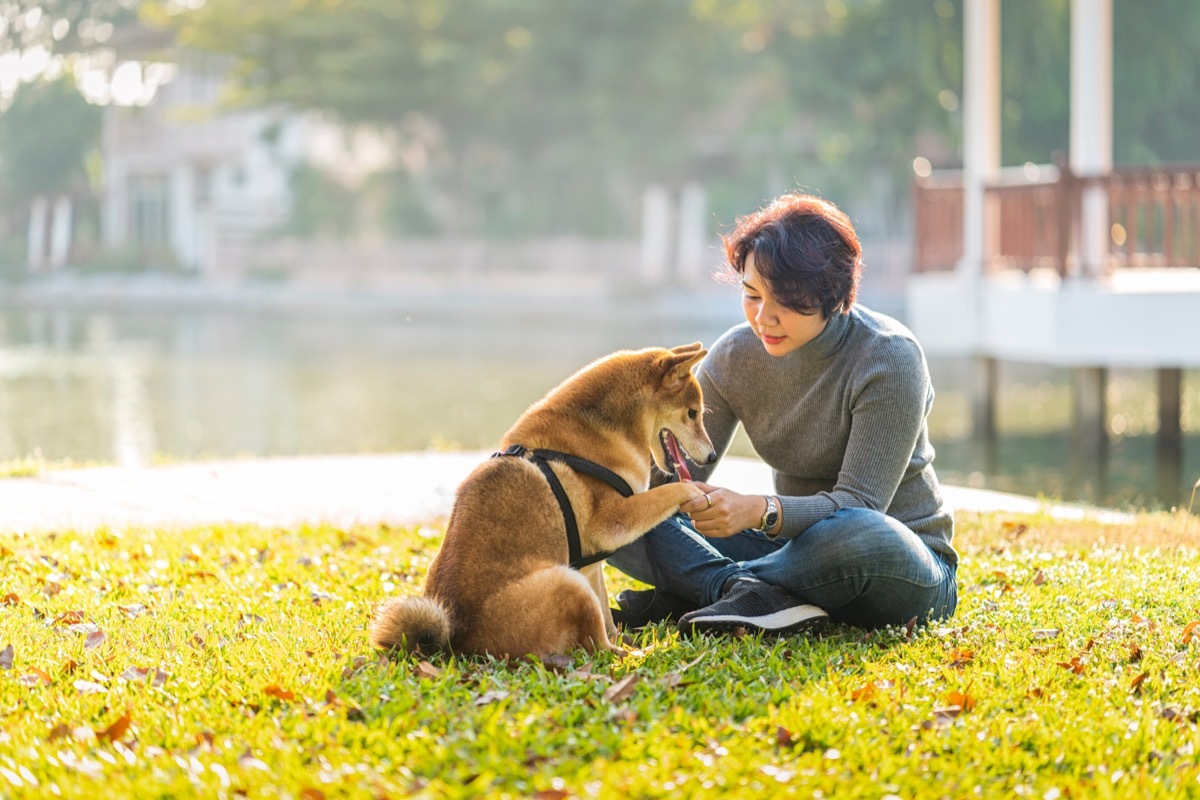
[370,343,715,658]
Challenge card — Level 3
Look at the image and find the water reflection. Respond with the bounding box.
[0,307,1195,509]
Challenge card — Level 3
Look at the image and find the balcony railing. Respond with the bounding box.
[913,163,1200,274]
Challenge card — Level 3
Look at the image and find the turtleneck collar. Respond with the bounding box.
[788,307,853,362]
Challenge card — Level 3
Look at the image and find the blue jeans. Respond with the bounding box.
[609,507,957,629]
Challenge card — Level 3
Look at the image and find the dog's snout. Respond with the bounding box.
[705,451,718,465]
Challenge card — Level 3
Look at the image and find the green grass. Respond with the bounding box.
[3,513,1200,798]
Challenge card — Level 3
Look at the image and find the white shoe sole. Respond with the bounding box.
[680,604,829,635]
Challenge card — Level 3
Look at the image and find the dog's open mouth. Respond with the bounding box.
[659,430,692,481]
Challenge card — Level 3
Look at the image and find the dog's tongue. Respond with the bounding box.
[663,431,691,481]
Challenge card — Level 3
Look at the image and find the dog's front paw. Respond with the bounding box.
[678,481,708,505]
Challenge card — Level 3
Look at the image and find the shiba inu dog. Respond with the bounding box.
[370,343,715,657]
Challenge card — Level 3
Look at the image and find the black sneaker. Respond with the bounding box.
[677,578,828,636]
[610,588,698,630]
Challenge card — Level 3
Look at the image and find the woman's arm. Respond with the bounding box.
[684,338,930,539]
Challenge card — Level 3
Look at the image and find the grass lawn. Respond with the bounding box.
[2,511,1200,798]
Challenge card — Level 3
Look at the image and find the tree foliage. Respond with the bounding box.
[5,0,1197,238]
[0,0,139,57]
[0,75,101,202]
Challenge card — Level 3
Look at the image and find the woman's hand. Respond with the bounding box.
[678,481,769,538]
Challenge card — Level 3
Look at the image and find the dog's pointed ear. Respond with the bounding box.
[658,345,707,393]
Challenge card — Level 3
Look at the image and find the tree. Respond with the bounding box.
[0,76,100,202]
[0,0,140,59]
[0,76,102,269]
[150,0,742,235]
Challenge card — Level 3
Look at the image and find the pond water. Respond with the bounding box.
[1,306,1195,510]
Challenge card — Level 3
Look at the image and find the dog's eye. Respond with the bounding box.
[688,408,698,420]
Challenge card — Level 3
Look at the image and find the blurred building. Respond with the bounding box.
[99,28,307,275]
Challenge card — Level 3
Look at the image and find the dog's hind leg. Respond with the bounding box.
[580,563,619,641]
[466,566,621,657]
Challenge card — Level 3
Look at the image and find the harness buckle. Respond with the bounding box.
[492,444,527,459]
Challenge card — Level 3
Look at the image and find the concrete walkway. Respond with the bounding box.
[0,452,1132,536]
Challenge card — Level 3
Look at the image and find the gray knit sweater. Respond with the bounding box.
[691,305,957,566]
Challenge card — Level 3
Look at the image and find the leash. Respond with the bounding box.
[491,444,633,570]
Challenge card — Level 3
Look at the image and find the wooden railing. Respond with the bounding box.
[913,163,1200,274]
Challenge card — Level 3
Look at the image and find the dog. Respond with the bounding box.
[370,343,715,658]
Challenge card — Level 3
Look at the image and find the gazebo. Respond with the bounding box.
[906,0,1200,505]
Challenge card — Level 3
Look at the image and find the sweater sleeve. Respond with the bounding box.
[775,337,929,538]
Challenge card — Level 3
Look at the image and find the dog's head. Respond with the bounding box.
[648,342,716,479]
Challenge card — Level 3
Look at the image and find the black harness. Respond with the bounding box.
[491,444,634,570]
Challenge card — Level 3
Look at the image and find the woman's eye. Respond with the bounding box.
[688,409,698,420]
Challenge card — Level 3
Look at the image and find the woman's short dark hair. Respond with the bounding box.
[722,193,862,317]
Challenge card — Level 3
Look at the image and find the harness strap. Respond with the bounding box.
[492,444,632,570]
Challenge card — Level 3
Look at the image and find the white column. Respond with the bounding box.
[170,163,197,271]
[676,182,708,285]
[26,195,49,272]
[48,196,73,269]
[639,184,673,285]
[1070,0,1113,277]
[959,0,1002,443]
[959,0,1001,286]
[102,160,128,247]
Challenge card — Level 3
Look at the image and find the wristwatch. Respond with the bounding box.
[756,495,780,535]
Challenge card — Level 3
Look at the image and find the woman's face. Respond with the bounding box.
[741,252,829,357]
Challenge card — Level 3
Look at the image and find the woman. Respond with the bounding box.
[609,193,957,635]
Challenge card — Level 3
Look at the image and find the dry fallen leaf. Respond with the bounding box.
[0,644,12,670]
[84,629,106,651]
[1057,656,1086,675]
[341,656,369,680]
[238,749,270,771]
[117,604,146,619]
[602,673,639,704]
[1130,671,1149,694]
[1,592,19,605]
[947,648,975,668]
[775,726,797,749]
[263,684,296,702]
[661,673,692,690]
[929,706,962,728]
[74,679,107,694]
[946,689,976,711]
[1181,620,1200,645]
[540,654,574,673]
[474,690,510,707]
[851,682,878,703]
[414,661,442,679]
[54,610,86,626]
[98,711,132,743]
[18,668,51,686]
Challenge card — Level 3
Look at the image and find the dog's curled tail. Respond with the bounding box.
[370,596,452,654]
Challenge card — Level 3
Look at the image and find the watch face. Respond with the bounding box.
[763,497,779,528]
